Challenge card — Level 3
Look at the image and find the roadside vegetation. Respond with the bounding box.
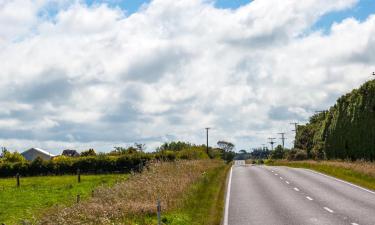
[235,80,375,190]
[0,174,127,224]
[0,141,234,224]
[40,160,229,225]
[266,160,375,191]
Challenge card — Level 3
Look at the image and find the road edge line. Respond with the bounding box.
[305,169,375,195]
[223,166,233,225]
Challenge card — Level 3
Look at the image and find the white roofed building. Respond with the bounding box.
[21,148,55,161]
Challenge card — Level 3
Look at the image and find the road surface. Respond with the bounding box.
[224,161,375,225]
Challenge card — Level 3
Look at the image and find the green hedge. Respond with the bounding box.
[295,80,375,161]
[0,154,152,177]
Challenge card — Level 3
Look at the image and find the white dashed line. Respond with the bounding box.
[306,196,313,201]
[351,223,359,225]
[271,170,274,173]
[280,177,283,180]
[275,173,278,176]
[285,181,290,184]
[294,187,300,192]
[324,207,334,213]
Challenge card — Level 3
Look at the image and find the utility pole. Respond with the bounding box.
[268,138,276,151]
[205,127,210,155]
[278,133,286,149]
[290,122,298,148]
[262,144,266,150]
[315,110,326,114]
[290,122,298,133]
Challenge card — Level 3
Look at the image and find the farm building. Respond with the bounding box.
[62,149,80,157]
[21,148,55,161]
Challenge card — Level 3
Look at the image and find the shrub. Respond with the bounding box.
[0,153,152,178]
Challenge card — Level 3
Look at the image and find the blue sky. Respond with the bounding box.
[313,0,375,32]
[84,0,375,30]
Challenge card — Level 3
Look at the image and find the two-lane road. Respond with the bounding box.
[224,161,375,225]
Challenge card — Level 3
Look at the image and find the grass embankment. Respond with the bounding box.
[40,160,229,225]
[267,160,375,191]
[0,174,128,224]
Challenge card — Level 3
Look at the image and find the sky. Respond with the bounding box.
[0,0,375,154]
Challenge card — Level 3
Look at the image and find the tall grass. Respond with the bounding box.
[0,174,127,225]
[39,160,225,224]
[267,160,375,190]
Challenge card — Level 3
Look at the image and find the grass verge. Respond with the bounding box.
[40,160,229,225]
[160,163,230,225]
[0,174,128,224]
[266,160,375,191]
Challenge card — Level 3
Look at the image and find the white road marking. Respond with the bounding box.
[285,181,290,184]
[275,173,278,176]
[324,207,334,213]
[305,169,375,195]
[271,170,274,172]
[306,196,313,201]
[351,223,359,225]
[223,167,233,225]
[294,187,300,191]
[280,177,283,180]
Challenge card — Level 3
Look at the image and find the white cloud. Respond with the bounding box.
[0,0,374,153]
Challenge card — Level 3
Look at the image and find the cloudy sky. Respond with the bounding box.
[1,0,375,154]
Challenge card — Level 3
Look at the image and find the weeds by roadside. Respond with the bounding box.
[267,160,375,191]
[39,160,225,225]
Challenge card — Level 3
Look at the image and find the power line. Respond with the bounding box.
[278,133,287,149]
[268,137,276,151]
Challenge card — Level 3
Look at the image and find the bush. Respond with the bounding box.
[0,153,153,178]
[286,149,308,161]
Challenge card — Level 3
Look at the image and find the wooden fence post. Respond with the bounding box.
[77,169,81,183]
[16,173,20,187]
[157,199,161,225]
[77,194,80,203]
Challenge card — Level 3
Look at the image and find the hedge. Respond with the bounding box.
[0,154,152,177]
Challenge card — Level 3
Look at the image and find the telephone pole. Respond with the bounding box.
[278,133,287,149]
[268,138,276,151]
[315,110,326,114]
[290,122,298,148]
[290,122,298,133]
[205,127,210,155]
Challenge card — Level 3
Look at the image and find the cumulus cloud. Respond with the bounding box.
[0,0,374,153]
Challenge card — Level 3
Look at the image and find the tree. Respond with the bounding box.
[1,150,26,163]
[239,149,247,154]
[0,147,9,158]
[217,141,234,152]
[270,145,285,159]
[217,141,235,162]
[134,143,146,152]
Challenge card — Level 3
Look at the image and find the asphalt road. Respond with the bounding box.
[224,161,375,225]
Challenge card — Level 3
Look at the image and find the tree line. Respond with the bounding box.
[294,79,375,161]
[0,141,235,177]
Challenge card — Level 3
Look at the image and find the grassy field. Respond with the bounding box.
[0,174,128,224]
[266,160,375,191]
[40,160,229,225]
